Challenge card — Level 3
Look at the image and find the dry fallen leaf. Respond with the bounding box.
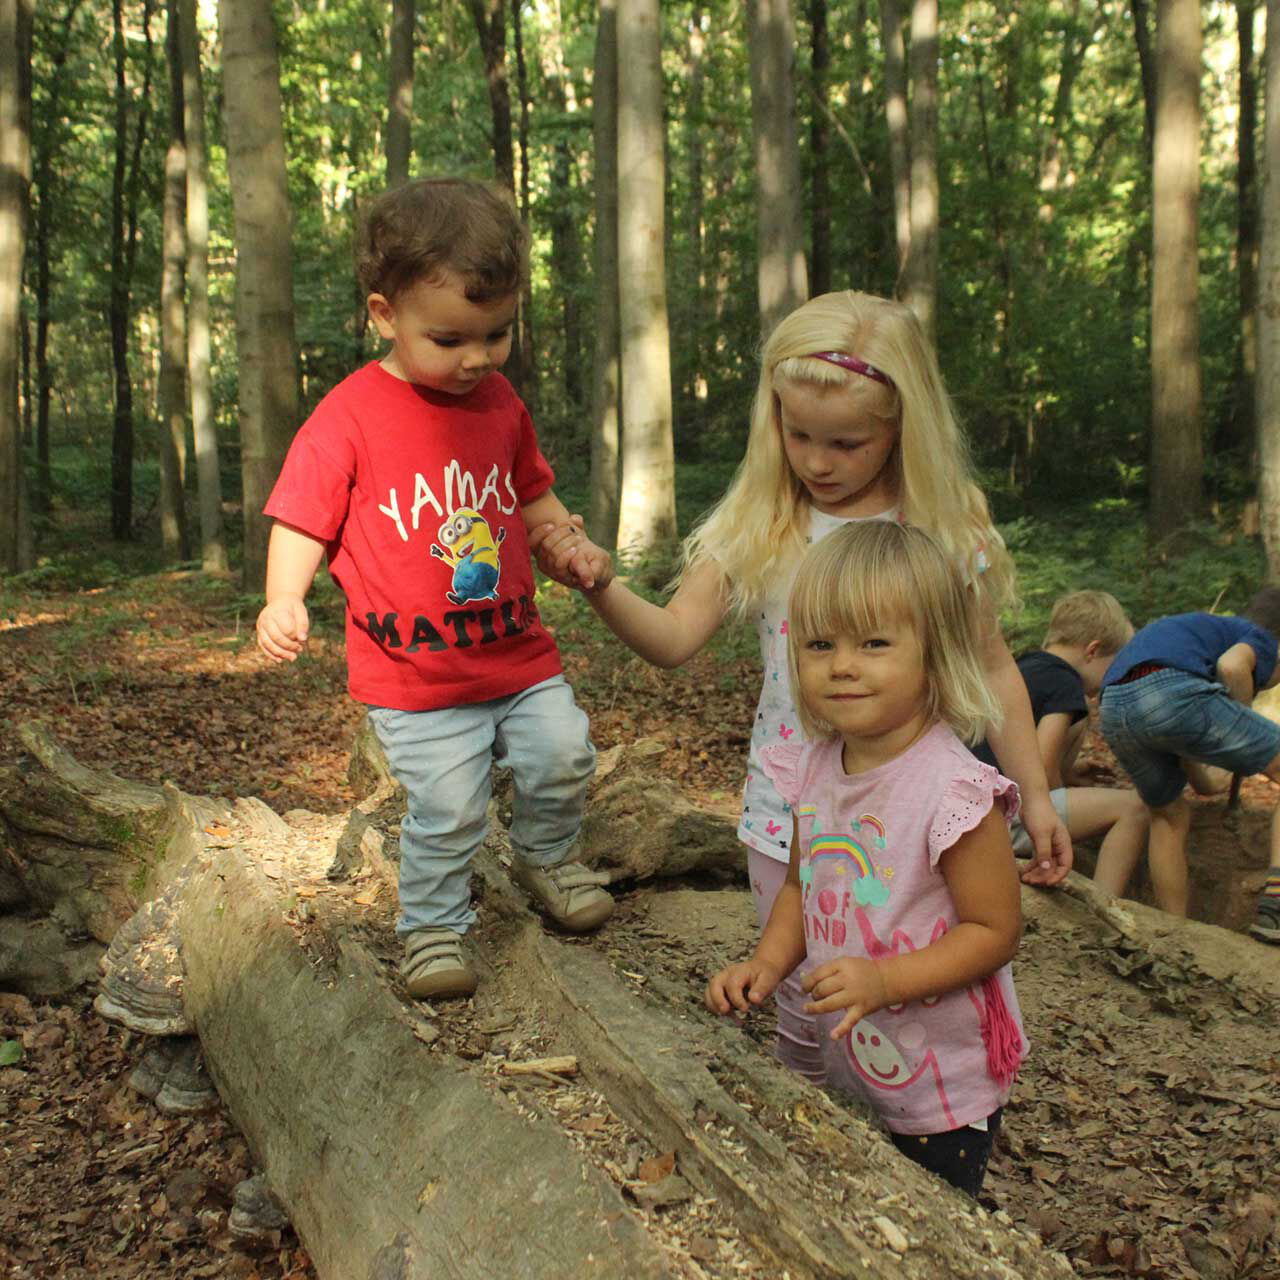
[637,1151,676,1184]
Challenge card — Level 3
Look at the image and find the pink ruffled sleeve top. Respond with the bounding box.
[762,724,1027,1135]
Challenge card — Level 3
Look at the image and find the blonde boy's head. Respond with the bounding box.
[785,521,1002,745]
[1043,591,1132,657]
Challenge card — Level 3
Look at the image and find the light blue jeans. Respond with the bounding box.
[367,675,595,935]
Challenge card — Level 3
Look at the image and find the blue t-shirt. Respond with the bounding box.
[1101,613,1278,691]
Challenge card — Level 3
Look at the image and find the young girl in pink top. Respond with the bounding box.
[706,520,1026,1198]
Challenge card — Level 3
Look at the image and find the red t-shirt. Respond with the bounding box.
[264,361,563,711]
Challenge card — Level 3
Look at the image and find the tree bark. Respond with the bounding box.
[1230,0,1259,461]
[1149,0,1203,548]
[746,0,809,339]
[588,0,621,547]
[808,0,831,297]
[385,0,414,188]
[179,0,226,574]
[1259,0,1280,577]
[0,0,33,573]
[614,0,676,558]
[158,0,190,562]
[1132,0,1158,165]
[220,0,301,590]
[905,0,938,342]
[879,0,911,283]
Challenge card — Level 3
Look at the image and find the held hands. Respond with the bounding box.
[256,595,311,663]
[1017,793,1073,887]
[705,958,785,1019]
[800,956,891,1041]
[528,515,614,593]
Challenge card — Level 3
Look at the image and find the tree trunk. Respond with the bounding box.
[1258,0,1280,578]
[220,0,301,591]
[614,0,676,558]
[0,0,33,574]
[510,0,538,413]
[681,4,707,427]
[1132,0,1158,164]
[905,0,938,342]
[1231,0,1259,461]
[746,0,808,339]
[1149,0,1203,548]
[466,0,533,402]
[158,0,190,562]
[808,0,831,298]
[179,0,226,575]
[879,0,911,283]
[385,0,414,188]
[30,0,82,518]
[109,0,136,541]
[588,0,621,547]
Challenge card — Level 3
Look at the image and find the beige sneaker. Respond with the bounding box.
[511,859,614,932]
[401,928,477,999]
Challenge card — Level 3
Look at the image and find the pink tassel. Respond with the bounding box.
[979,974,1023,1088]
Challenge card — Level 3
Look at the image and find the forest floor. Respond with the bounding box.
[1,568,1278,1279]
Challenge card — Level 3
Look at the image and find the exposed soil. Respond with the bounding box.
[2,573,1278,1278]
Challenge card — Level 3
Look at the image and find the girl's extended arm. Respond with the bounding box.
[587,555,731,669]
[982,627,1073,885]
[802,808,1022,1039]
[706,819,808,1015]
[257,522,327,663]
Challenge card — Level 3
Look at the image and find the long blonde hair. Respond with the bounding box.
[786,522,1003,745]
[680,290,1015,616]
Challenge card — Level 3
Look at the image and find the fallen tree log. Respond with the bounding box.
[6,721,1279,1278]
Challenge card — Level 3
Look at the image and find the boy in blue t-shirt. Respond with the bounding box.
[1099,589,1280,940]
[974,591,1149,897]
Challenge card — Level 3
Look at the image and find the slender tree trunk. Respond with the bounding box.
[180,0,225,573]
[1258,0,1280,576]
[746,0,808,339]
[220,0,300,589]
[683,5,707,418]
[109,0,135,540]
[808,0,831,297]
[466,0,532,402]
[589,0,620,546]
[1132,0,1157,165]
[158,0,189,561]
[1149,0,1203,547]
[905,0,938,342]
[1231,0,1259,460]
[510,0,537,411]
[615,0,675,557]
[386,0,414,188]
[0,0,34,572]
[31,0,83,517]
[879,0,910,283]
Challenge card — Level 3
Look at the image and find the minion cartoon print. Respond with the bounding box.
[431,507,508,605]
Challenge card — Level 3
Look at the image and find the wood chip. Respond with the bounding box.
[498,1055,578,1078]
[872,1215,909,1254]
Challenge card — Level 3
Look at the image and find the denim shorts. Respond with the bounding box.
[1099,668,1280,808]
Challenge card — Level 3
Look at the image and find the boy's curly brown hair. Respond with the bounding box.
[356,177,526,304]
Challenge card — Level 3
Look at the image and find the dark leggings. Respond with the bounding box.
[889,1108,1003,1199]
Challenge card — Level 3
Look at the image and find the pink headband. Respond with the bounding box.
[811,351,894,388]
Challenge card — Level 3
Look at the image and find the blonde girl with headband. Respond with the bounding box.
[707,521,1026,1199]
[532,289,1067,1083]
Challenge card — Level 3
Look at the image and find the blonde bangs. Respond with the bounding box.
[786,523,1003,745]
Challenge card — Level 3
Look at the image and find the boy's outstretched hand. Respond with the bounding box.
[705,959,784,1018]
[529,515,615,593]
[256,595,311,663]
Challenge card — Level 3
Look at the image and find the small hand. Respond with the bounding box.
[705,959,784,1018]
[1018,795,1072,886]
[801,956,890,1041]
[256,596,310,663]
[529,515,615,593]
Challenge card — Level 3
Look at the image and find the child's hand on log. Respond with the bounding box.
[257,596,311,663]
[706,959,784,1020]
[529,515,615,593]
